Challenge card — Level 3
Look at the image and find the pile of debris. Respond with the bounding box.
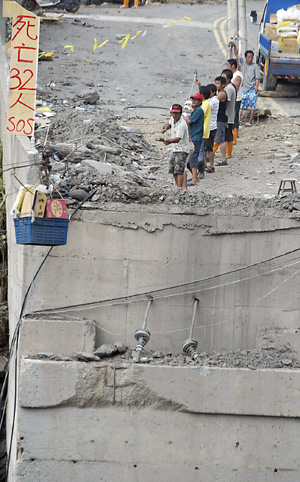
[33,110,300,215]
[33,345,300,370]
[34,110,169,205]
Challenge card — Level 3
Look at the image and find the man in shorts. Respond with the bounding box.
[213,76,227,166]
[230,42,260,126]
[158,104,189,188]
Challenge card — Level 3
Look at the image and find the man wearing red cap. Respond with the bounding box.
[158,104,189,189]
[184,93,204,186]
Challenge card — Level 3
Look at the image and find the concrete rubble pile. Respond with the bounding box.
[33,111,300,215]
[34,110,170,204]
[32,344,300,370]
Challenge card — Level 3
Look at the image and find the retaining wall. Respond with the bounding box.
[2,23,300,481]
[13,358,300,482]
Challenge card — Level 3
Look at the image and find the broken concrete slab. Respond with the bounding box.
[18,359,300,417]
[73,91,99,104]
[19,359,78,408]
[94,343,118,357]
[69,188,89,200]
[20,318,96,357]
[75,352,100,362]
[81,159,113,175]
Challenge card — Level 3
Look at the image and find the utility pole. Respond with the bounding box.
[227,0,247,57]
[238,0,247,55]
[227,0,238,57]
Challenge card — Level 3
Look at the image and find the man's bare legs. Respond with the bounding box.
[207,151,214,168]
[182,171,187,190]
[174,174,184,187]
[249,108,255,125]
[191,167,198,185]
[219,142,227,160]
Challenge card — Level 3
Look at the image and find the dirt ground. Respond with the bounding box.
[34,101,300,219]
[32,7,300,217]
[123,112,300,200]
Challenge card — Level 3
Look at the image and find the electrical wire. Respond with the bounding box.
[1,161,43,174]
[3,189,98,478]
[4,247,299,474]
[28,246,300,316]
[194,267,300,331]
[28,256,300,315]
[30,262,300,338]
[2,167,300,471]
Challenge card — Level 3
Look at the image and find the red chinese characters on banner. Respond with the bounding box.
[5,7,40,136]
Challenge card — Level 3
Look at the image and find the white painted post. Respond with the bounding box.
[227,0,238,58]
[238,0,248,55]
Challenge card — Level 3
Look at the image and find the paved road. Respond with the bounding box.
[38,2,300,118]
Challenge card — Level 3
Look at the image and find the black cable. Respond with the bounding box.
[6,328,19,480]
[1,161,42,174]
[2,246,54,478]
[0,243,54,420]
[0,396,7,434]
[3,189,96,476]
[68,189,97,220]
[30,245,300,315]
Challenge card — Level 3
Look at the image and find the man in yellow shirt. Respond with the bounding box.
[198,86,211,179]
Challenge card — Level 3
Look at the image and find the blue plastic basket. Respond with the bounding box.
[14,216,68,246]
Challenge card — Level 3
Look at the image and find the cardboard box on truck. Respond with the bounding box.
[281,37,299,53]
[264,23,278,40]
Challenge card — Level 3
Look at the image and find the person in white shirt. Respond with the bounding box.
[204,84,219,173]
[227,58,243,143]
[158,104,189,189]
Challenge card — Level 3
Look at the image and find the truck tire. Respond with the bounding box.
[260,55,277,91]
[65,0,80,11]
[264,67,277,90]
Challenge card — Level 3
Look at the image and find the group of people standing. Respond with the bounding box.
[159,43,260,189]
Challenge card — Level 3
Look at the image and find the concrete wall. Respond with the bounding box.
[0,24,41,482]
[2,25,300,482]
[22,209,300,355]
[1,15,300,357]
[13,358,300,482]
[0,28,40,337]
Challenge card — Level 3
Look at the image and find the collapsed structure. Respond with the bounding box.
[2,9,300,482]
